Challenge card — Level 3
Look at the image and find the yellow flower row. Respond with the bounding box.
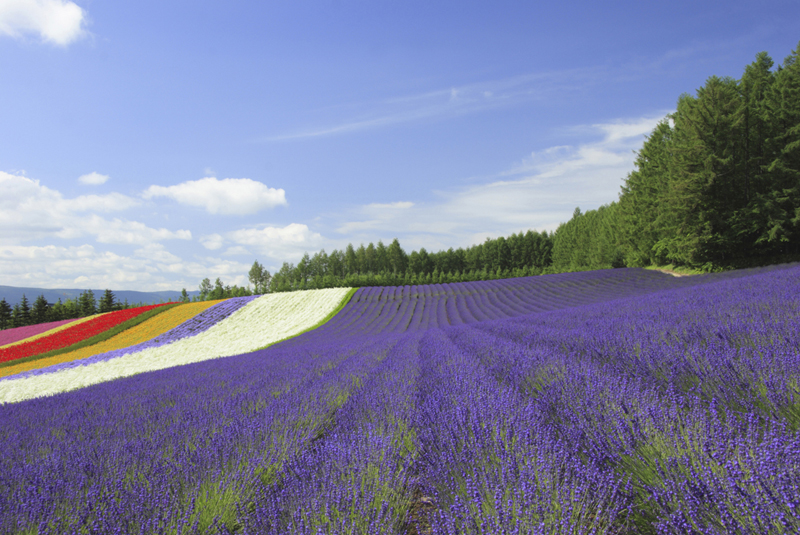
[0,301,221,378]
[0,315,104,350]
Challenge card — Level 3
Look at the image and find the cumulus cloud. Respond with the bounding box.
[0,244,171,290]
[143,177,287,215]
[78,172,109,185]
[335,114,666,249]
[0,171,189,245]
[200,233,224,250]
[222,223,323,261]
[0,0,87,46]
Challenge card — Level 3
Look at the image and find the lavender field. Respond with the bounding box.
[1,266,799,534]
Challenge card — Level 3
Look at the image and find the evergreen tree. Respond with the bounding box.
[79,290,97,317]
[18,295,31,326]
[364,243,376,273]
[375,240,389,273]
[354,244,367,274]
[32,294,49,324]
[344,244,358,275]
[327,250,344,278]
[618,120,674,266]
[99,289,116,313]
[11,304,22,328]
[759,41,800,254]
[180,288,189,303]
[50,299,65,321]
[496,236,512,272]
[310,250,328,280]
[387,238,408,273]
[0,299,11,330]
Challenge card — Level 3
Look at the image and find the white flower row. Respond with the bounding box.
[0,287,352,404]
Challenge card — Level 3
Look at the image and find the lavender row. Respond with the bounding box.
[265,264,800,532]
[4,296,259,381]
[415,329,630,533]
[441,266,800,531]
[291,266,781,341]
[240,333,421,534]
[0,330,391,533]
[2,264,799,532]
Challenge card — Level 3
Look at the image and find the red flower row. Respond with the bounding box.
[0,304,172,364]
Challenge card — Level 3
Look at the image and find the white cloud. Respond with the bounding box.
[200,233,224,250]
[89,216,191,245]
[143,177,287,215]
[0,244,175,290]
[0,171,189,246]
[78,172,109,185]
[335,114,666,249]
[228,223,323,260]
[0,0,87,46]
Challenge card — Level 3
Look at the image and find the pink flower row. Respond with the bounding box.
[0,319,80,347]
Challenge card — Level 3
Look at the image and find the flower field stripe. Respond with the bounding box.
[4,264,800,532]
[246,334,421,533]
[4,297,252,381]
[0,318,82,348]
[253,287,358,350]
[0,300,220,379]
[0,288,351,403]
[0,304,173,365]
[0,304,174,370]
[0,324,391,533]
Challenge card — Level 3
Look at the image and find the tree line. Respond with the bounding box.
[249,42,800,290]
[4,43,797,328]
[553,42,800,272]
[260,231,554,292]
[0,290,150,331]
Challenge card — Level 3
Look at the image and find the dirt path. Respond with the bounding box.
[652,268,695,277]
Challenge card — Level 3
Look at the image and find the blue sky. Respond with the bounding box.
[1,0,798,291]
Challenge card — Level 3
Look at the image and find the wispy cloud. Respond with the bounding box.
[333,113,667,250]
[260,67,606,141]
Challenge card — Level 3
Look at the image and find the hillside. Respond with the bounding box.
[0,264,798,533]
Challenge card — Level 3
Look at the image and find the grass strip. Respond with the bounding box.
[256,287,359,350]
[0,303,181,370]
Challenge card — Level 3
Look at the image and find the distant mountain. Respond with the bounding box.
[0,285,200,307]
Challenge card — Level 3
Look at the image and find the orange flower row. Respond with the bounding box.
[0,305,170,364]
[1,301,221,378]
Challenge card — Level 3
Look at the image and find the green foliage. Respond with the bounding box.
[617,42,800,271]
[98,289,117,313]
[248,260,272,294]
[552,205,624,272]
[79,290,97,317]
[0,299,11,330]
[31,295,49,324]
